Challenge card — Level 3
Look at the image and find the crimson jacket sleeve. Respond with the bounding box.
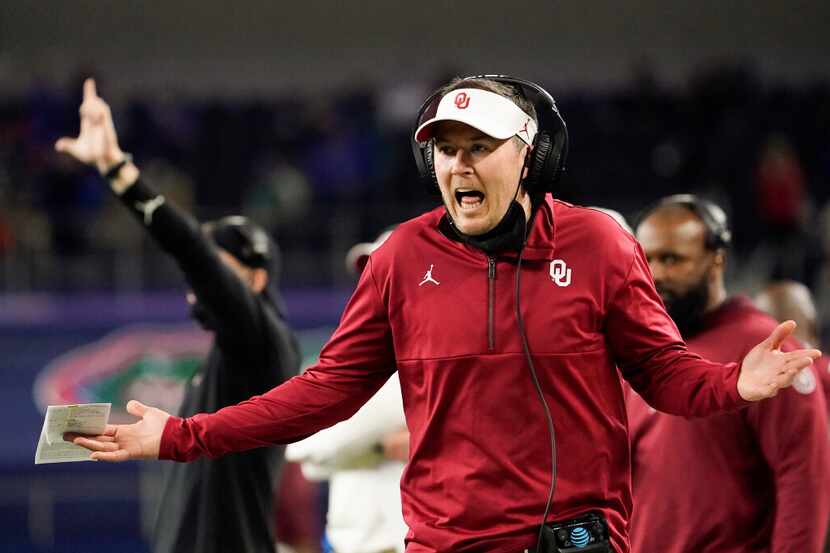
[159,257,397,461]
[606,240,748,416]
[744,363,830,552]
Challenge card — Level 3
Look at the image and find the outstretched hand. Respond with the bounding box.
[54,78,126,174]
[66,400,170,462]
[738,320,821,401]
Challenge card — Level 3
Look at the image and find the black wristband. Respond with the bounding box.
[102,153,133,180]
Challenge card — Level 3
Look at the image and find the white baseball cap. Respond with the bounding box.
[414,88,538,145]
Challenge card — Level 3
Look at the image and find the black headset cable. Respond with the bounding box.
[515,246,558,552]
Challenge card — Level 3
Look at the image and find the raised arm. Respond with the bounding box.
[54,78,275,355]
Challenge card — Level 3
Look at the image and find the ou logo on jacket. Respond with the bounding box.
[549,259,572,287]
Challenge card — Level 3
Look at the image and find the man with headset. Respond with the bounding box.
[755,280,830,553]
[68,76,821,553]
[627,196,830,553]
[54,79,301,553]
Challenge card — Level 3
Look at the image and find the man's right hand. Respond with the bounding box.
[54,78,127,175]
[66,400,170,462]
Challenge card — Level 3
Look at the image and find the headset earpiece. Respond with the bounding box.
[523,132,551,194]
[423,140,439,195]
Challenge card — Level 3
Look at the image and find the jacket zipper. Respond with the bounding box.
[488,256,496,351]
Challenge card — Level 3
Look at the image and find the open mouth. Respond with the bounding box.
[455,189,485,210]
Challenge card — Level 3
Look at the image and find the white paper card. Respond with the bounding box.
[35,403,111,465]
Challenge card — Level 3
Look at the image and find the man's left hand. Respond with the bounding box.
[738,320,821,401]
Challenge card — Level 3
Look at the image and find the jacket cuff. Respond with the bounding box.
[723,361,753,409]
[118,177,158,204]
[159,415,186,461]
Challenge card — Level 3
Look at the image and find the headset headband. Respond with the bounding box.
[638,194,732,250]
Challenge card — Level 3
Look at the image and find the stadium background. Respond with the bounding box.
[1,1,828,551]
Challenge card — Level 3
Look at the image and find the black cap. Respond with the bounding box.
[202,215,275,270]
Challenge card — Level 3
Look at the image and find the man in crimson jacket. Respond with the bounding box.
[755,279,830,553]
[66,77,822,553]
[627,196,830,553]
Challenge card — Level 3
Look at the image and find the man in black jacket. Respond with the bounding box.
[55,78,301,553]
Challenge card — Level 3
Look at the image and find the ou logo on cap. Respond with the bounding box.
[454,92,470,109]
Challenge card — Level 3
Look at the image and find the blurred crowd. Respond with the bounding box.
[1,62,830,335]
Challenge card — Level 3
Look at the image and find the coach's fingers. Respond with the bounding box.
[781,349,822,364]
[71,436,120,452]
[83,78,97,101]
[126,400,149,418]
[103,103,118,145]
[763,320,796,350]
[63,432,116,443]
[54,137,76,153]
[90,449,131,463]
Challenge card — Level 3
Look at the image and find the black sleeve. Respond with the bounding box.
[117,178,269,356]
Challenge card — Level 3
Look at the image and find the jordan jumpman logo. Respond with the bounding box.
[419,264,440,286]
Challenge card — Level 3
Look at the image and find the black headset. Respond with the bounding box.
[411,75,569,197]
[638,194,732,250]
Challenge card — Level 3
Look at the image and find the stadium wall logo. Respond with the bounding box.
[33,323,336,422]
[33,324,211,422]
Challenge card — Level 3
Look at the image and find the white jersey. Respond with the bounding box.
[286,373,408,553]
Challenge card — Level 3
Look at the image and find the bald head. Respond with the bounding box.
[755,280,818,347]
[636,204,727,336]
[637,206,709,255]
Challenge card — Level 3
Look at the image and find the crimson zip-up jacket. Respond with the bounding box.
[161,197,747,553]
[627,297,830,553]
